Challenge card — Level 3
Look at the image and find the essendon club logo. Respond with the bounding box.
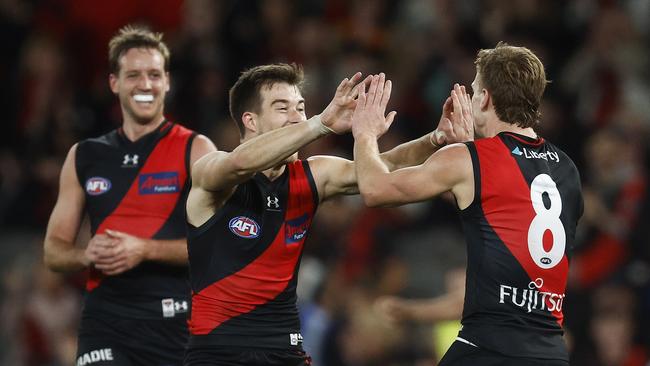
[85,177,111,195]
[285,214,309,245]
[229,216,261,239]
[138,172,180,194]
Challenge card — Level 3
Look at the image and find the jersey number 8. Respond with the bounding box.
[528,174,565,269]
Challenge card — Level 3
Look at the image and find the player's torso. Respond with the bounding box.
[187,160,319,350]
[459,132,583,360]
[76,121,195,320]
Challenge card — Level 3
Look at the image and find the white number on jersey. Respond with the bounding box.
[527,174,566,269]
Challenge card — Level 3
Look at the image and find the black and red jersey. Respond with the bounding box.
[458,132,583,360]
[75,120,196,320]
[186,160,319,351]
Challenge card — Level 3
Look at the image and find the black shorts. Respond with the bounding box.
[439,341,569,366]
[76,315,187,366]
[184,347,312,366]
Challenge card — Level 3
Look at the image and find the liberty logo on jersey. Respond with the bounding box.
[512,146,560,162]
[285,214,309,245]
[138,172,180,194]
[229,216,261,238]
[85,177,111,195]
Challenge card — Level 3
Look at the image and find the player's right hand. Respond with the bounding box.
[320,72,370,134]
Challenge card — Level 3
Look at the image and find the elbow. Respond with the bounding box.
[43,249,59,272]
[360,186,386,208]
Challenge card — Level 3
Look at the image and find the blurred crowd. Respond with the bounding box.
[1,0,650,365]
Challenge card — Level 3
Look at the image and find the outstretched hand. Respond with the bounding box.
[351,73,397,139]
[432,83,474,147]
[320,72,370,134]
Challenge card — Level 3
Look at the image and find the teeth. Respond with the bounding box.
[133,94,154,102]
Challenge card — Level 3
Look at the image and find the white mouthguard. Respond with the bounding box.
[133,95,154,102]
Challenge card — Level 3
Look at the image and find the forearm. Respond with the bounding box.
[231,115,331,174]
[380,132,438,171]
[144,238,188,266]
[44,238,89,272]
[354,134,391,205]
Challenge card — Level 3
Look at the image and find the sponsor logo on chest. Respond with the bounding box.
[498,277,565,314]
[85,177,111,195]
[285,214,310,245]
[229,216,261,238]
[138,172,180,194]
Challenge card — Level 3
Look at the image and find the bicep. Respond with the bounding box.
[363,145,471,207]
[191,150,250,192]
[307,156,358,201]
[45,146,86,251]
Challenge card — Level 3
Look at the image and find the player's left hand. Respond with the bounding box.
[351,73,397,139]
[93,229,148,275]
[432,83,474,146]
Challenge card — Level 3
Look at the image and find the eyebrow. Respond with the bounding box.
[271,99,305,106]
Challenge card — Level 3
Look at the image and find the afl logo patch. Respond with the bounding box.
[85,177,111,195]
[229,216,260,239]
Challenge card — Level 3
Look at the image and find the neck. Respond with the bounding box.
[484,116,537,139]
[122,116,165,141]
[262,164,286,181]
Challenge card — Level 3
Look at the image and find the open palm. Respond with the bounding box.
[320,72,369,134]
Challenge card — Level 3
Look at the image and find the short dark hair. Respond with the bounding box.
[108,25,170,74]
[475,42,548,128]
[229,63,305,137]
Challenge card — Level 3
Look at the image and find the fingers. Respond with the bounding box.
[385,111,397,128]
[380,79,392,111]
[374,73,385,107]
[366,74,380,106]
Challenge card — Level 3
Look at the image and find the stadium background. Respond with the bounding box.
[1,0,649,364]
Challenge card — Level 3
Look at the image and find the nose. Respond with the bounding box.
[138,75,152,90]
[288,108,305,122]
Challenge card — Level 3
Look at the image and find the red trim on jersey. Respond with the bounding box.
[476,137,568,325]
[86,124,193,291]
[189,161,316,335]
[501,132,545,146]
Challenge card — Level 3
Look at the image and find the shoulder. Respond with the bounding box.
[306,155,352,171]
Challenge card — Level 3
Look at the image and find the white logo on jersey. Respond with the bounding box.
[267,195,280,209]
[499,278,565,314]
[289,333,303,346]
[122,154,139,166]
[76,348,114,366]
[512,146,559,162]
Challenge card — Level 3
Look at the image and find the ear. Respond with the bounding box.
[242,112,257,133]
[479,88,490,111]
[165,71,171,92]
[109,73,119,94]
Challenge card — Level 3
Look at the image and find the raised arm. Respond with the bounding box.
[187,73,367,225]
[310,78,473,202]
[352,82,475,208]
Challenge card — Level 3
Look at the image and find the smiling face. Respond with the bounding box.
[243,82,306,161]
[109,48,169,126]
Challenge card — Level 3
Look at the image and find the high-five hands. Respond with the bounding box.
[431,83,474,147]
[351,73,397,139]
[320,72,372,134]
